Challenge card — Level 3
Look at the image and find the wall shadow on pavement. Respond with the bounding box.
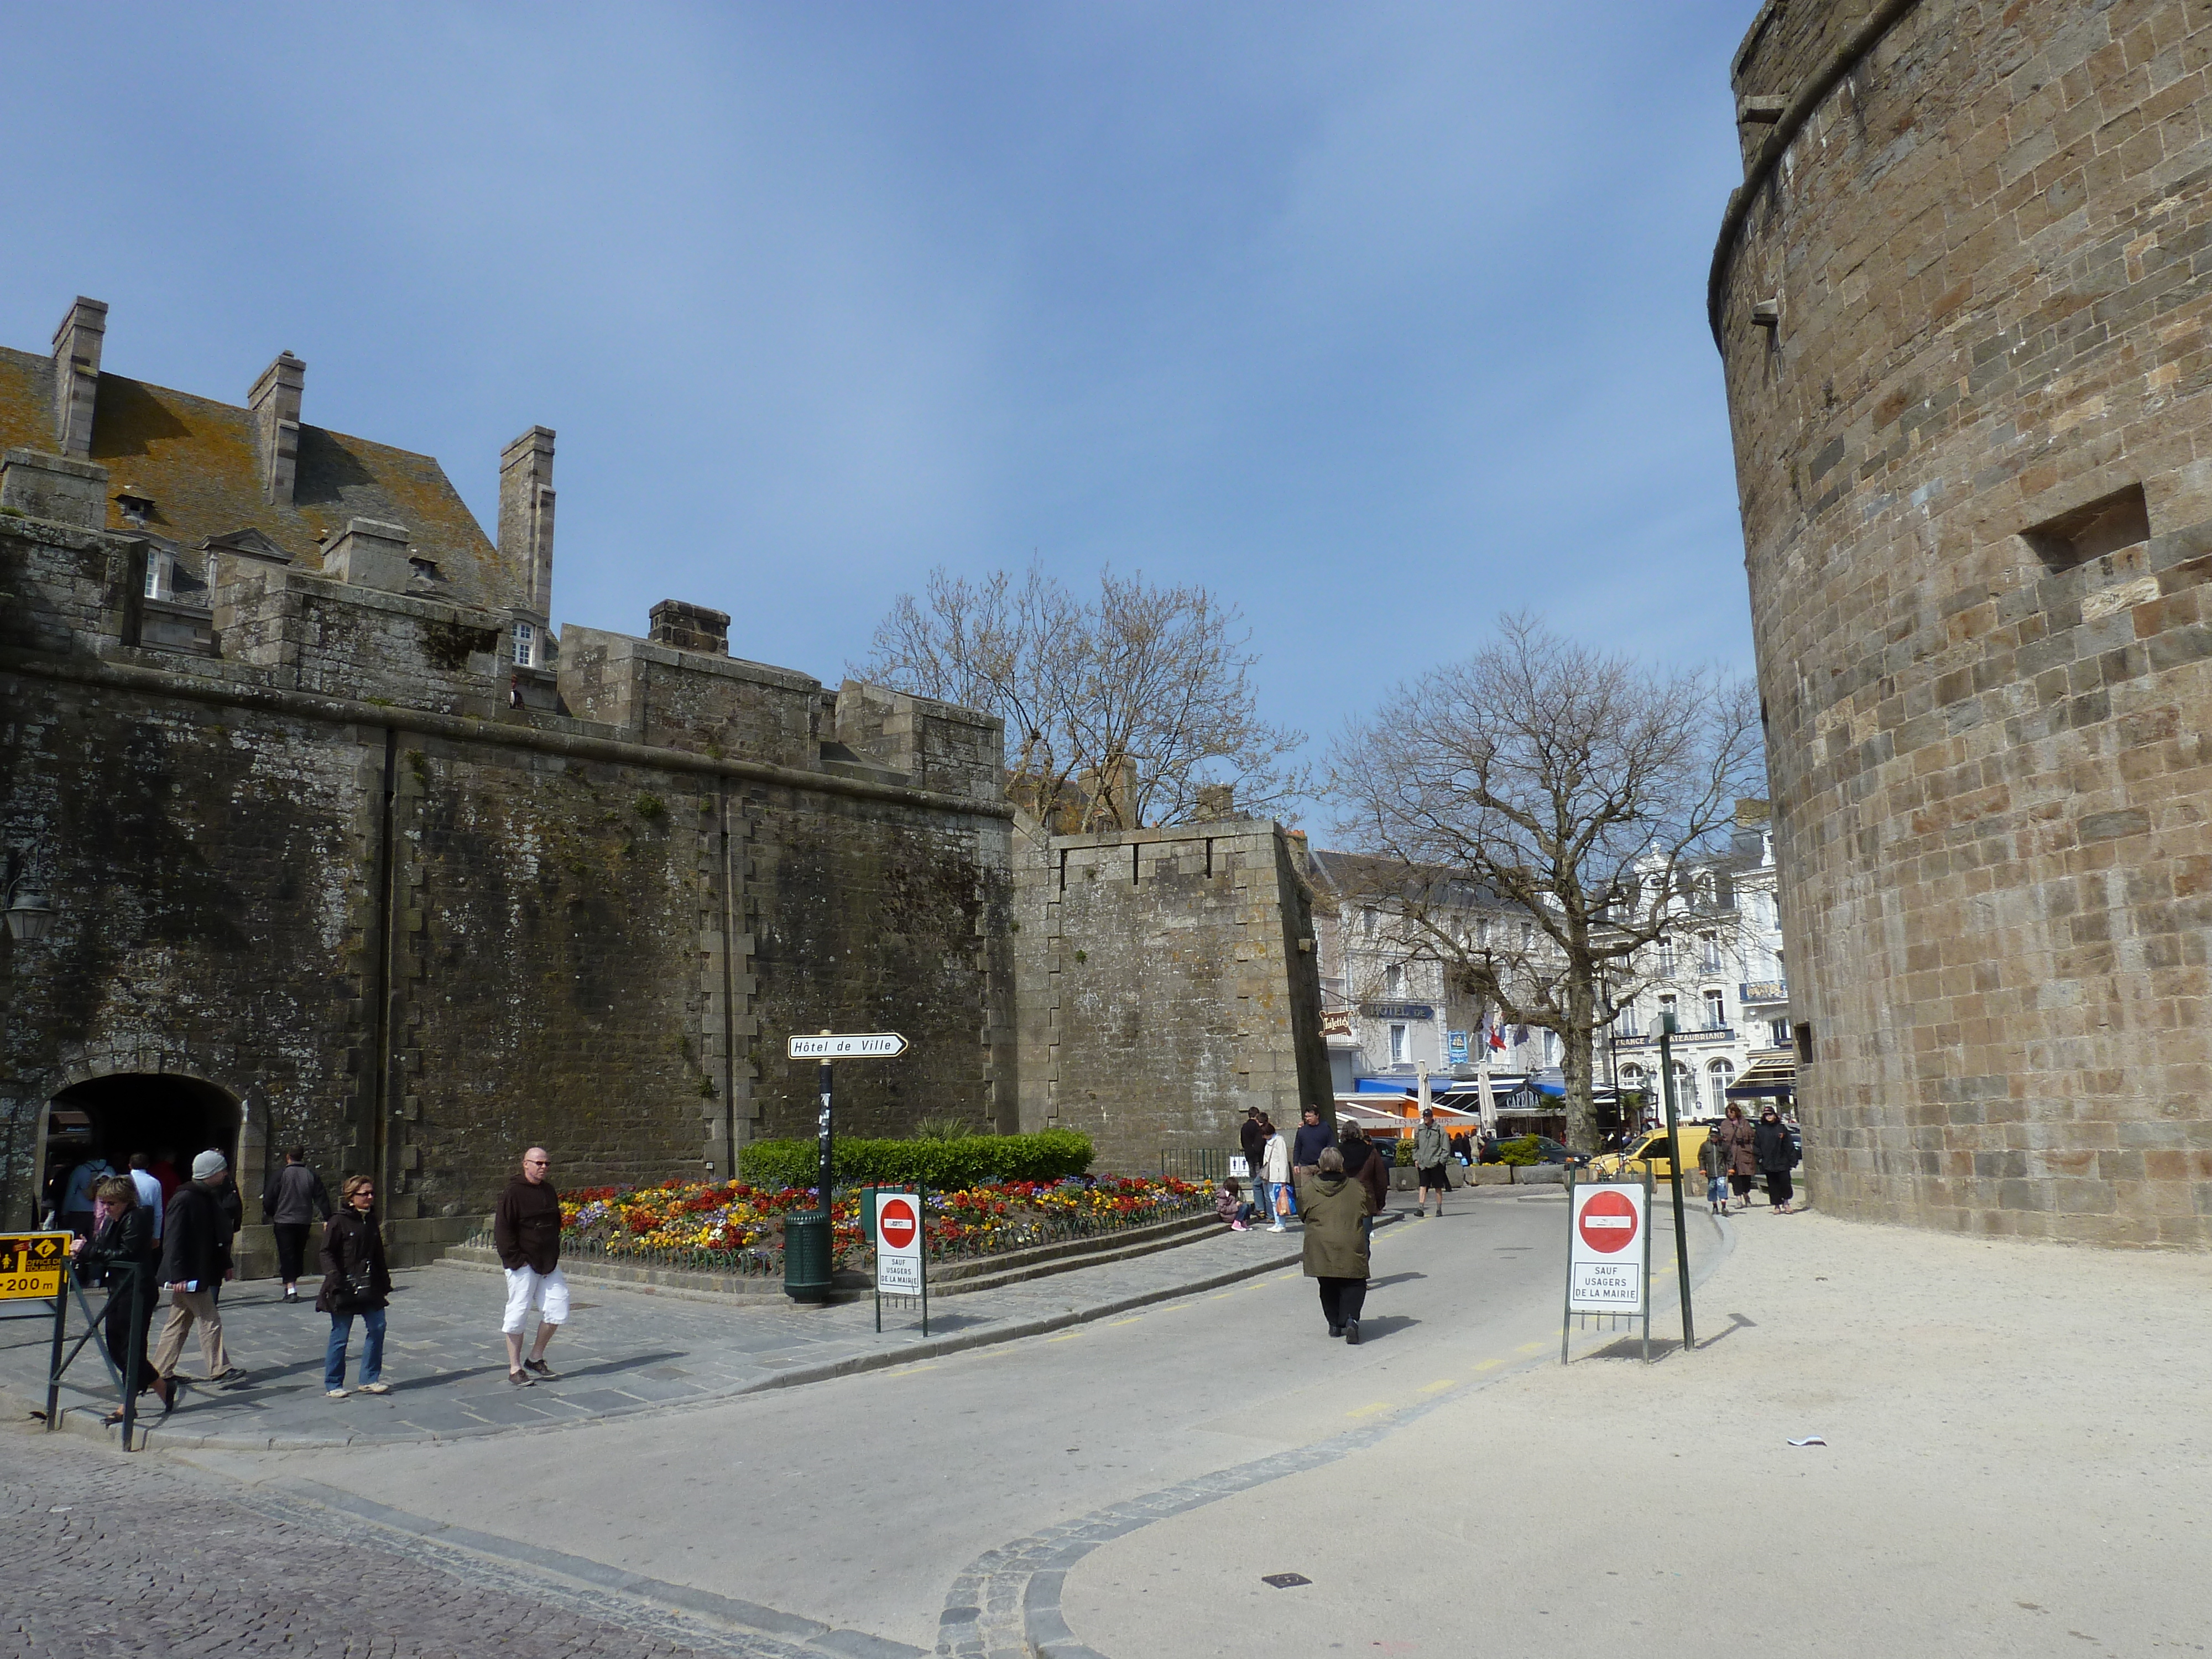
[1366,1272,1427,1290]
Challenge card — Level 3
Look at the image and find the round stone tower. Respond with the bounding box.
[1714,0,2212,1244]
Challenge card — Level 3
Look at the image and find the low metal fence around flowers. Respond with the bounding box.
[465,1175,1213,1275]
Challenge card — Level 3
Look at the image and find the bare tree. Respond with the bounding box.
[854,563,1308,830]
[1328,615,1763,1151]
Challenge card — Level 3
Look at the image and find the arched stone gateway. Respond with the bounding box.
[1714,0,2212,1243]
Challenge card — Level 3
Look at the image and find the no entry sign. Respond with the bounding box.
[875,1190,924,1296]
[1568,1181,1647,1314]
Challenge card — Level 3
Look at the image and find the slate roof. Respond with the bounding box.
[0,346,512,613]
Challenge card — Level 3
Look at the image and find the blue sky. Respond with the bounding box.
[3,3,1760,808]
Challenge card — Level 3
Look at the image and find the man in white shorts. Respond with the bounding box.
[493,1146,566,1386]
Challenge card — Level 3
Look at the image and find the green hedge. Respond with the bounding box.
[737,1129,1095,1191]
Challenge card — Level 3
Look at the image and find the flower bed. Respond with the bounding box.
[551,1175,1211,1275]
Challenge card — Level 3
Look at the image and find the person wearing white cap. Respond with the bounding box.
[152,1149,247,1394]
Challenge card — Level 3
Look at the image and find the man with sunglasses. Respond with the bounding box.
[493,1146,567,1385]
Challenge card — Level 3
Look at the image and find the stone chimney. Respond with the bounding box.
[648,600,729,655]
[248,352,305,504]
[1192,782,1234,822]
[499,426,556,618]
[324,519,413,592]
[50,297,107,458]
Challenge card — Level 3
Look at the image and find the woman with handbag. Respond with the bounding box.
[1261,1117,1292,1233]
[317,1173,393,1398]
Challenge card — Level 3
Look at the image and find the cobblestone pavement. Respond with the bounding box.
[0,1421,892,1658]
[0,1218,1333,1450]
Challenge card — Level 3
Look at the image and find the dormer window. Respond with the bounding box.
[512,620,538,669]
[142,550,172,600]
[409,555,445,583]
[115,487,154,527]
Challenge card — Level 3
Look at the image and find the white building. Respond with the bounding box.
[1605,801,1793,1123]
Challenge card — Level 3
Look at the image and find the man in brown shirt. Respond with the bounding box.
[493,1146,566,1386]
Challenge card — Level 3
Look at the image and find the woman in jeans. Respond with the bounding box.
[317,1173,392,1398]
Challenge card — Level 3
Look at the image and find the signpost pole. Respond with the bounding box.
[816,1056,834,1226]
[1657,1012,1697,1353]
[919,1181,929,1339]
[1560,1166,1575,1366]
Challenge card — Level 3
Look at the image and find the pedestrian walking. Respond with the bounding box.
[1291,1104,1334,1185]
[1697,1126,1729,1215]
[262,1147,333,1304]
[153,1151,245,1393]
[1714,1103,1759,1213]
[71,1175,170,1422]
[1412,1108,1453,1218]
[494,1146,567,1385]
[1298,1148,1375,1344]
[1338,1121,1389,1235]
[126,1154,165,1244]
[1755,1106,1801,1213]
[319,1173,393,1397]
[1260,1118,1292,1232]
[59,1151,113,1239]
[1239,1107,1266,1185]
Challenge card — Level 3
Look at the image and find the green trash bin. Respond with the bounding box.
[784,1211,834,1302]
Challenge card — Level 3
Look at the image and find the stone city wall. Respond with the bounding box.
[1014,816,1332,1175]
[0,509,1014,1261]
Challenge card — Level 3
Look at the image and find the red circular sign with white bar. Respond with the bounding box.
[1577,1188,1639,1254]
[879,1196,918,1250]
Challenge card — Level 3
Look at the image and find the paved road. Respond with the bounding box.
[158,1192,1718,1656]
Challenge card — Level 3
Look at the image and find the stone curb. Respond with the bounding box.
[6,1218,1398,1455]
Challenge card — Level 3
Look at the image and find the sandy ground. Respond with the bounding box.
[1061,1208,2212,1658]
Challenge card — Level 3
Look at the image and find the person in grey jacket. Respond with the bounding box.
[1412,1109,1453,1218]
[262,1147,333,1305]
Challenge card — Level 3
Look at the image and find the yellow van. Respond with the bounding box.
[1588,1123,1715,1182]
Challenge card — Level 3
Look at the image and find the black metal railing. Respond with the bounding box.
[1156,1147,1229,1182]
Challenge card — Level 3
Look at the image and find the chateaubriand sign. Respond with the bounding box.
[0,1232,69,1301]
[788,1032,909,1059]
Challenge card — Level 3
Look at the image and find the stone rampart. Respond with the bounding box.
[1715,0,2212,1244]
[1014,816,1331,1174]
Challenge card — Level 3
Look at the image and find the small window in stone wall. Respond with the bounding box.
[513,620,536,669]
[2021,483,2148,572]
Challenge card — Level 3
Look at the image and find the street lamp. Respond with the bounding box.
[3,855,55,943]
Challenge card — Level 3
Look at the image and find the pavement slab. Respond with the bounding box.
[0,1210,1357,1449]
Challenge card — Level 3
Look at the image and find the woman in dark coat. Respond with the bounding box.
[1297,1148,1376,1344]
[317,1173,393,1397]
[71,1175,171,1421]
[1753,1106,1800,1213]
[1714,1104,1759,1213]
[1337,1122,1391,1230]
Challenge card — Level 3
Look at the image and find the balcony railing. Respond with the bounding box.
[1739,979,1788,1003]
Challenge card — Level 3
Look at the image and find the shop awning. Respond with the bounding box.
[1725,1056,1797,1098]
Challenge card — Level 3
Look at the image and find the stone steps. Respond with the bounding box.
[432,1208,1220,1306]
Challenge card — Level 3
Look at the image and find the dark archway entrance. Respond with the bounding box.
[43,1074,241,1223]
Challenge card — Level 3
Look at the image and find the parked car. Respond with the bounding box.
[1588,1123,1715,1182]
[1484,1134,1578,1166]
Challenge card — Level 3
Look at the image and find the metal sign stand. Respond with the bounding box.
[872,1182,929,1337]
[784,1031,909,1304]
[4,1235,150,1449]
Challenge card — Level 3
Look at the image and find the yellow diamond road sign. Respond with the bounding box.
[0,1232,69,1301]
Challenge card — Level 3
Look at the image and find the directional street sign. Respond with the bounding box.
[788,1032,908,1060]
[0,1232,70,1301]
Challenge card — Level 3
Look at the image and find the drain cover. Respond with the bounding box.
[1261,1573,1312,1589]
